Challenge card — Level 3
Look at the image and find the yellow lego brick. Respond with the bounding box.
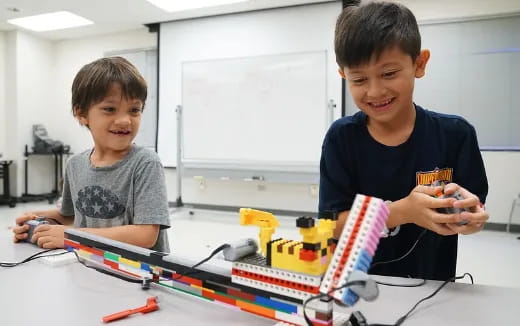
[77,249,92,259]
[119,257,141,269]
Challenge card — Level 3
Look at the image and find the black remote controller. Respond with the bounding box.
[23,217,49,243]
[432,181,468,226]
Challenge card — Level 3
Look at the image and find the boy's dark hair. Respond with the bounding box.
[71,56,147,117]
[334,1,421,69]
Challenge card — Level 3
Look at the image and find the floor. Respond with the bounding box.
[1,202,519,289]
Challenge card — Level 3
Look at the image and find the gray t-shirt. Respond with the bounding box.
[60,145,170,252]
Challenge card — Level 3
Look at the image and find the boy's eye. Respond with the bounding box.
[130,107,143,114]
[103,107,116,113]
[382,70,398,78]
[350,78,367,85]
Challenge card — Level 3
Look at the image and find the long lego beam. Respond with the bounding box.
[319,194,389,306]
[63,229,335,326]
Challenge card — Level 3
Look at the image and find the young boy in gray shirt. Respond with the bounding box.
[12,57,170,252]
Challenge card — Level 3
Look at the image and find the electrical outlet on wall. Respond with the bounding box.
[193,176,206,191]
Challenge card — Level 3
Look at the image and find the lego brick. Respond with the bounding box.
[315,310,333,321]
[302,242,321,251]
[236,300,276,319]
[103,251,120,261]
[157,279,204,298]
[320,195,388,304]
[296,216,315,228]
[274,310,305,325]
[119,257,141,269]
[232,268,319,295]
[321,248,327,257]
[255,296,298,314]
[202,290,237,306]
[232,275,313,301]
[299,249,318,262]
[227,288,256,302]
[232,262,321,287]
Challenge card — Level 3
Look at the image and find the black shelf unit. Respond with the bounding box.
[18,145,70,204]
[0,160,16,207]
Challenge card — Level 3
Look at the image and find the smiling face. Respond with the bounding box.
[76,82,143,154]
[340,47,429,127]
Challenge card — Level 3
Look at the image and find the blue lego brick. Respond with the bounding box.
[141,263,151,272]
[353,249,373,273]
[255,296,298,314]
[341,289,359,306]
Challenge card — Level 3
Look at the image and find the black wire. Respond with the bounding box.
[368,273,474,326]
[303,280,367,326]
[71,244,231,285]
[369,229,427,271]
[171,244,230,280]
[376,279,427,288]
[0,248,63,267]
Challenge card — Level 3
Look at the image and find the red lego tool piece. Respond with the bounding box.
[102,296,159,323]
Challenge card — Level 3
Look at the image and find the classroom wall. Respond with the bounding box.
[164,151,520,225]
[3,31,56,195]
[2,28,156,196]
[0,32,5,159]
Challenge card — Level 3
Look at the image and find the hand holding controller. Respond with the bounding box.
[24,217,49,243]
[431,181,468,226]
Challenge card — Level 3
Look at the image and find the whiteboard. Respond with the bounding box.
[158,2,342,167]
[181,51,328,170]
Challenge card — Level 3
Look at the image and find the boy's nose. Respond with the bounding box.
[115,114,131,126]
[366,79,386,98]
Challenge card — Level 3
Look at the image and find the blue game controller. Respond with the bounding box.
[23,217,49,243]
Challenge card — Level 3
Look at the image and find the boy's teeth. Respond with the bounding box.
[372,99,392,107]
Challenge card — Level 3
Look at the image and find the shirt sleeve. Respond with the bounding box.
[318,128,357,215]
[59,165,75,217]
[453,122,489,204]
[132,160,171,229]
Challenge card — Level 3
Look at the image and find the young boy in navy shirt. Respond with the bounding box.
[319,1,489,280]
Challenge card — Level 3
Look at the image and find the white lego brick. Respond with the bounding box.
[40,250,77,267]
[232,275,312,301]
[320,195,365,293]
[320,195,388,301]
[233,262,322,287]
[331,200,384,300]
[305,298,333,313]
[274,310,305,325]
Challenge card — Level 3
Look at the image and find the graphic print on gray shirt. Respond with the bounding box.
[60,145,171,252]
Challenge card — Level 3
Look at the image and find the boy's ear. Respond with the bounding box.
[338,68,346,79]
[415,49,430,78]
[73,106,88,126]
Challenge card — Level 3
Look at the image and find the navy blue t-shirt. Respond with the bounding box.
[319,105,488,281]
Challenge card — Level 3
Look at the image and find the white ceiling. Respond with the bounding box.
[0,0,520,40]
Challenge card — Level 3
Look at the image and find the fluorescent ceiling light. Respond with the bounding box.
[7,11,93,32]
[147,0,249,12]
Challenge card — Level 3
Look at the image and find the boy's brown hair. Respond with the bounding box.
[71,56,147,117]
[334,1,421,69]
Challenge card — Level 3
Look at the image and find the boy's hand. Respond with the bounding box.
[12,212,39,243]
[32,224,70,249]
[443,183,488,235]
[402,185,463,236]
